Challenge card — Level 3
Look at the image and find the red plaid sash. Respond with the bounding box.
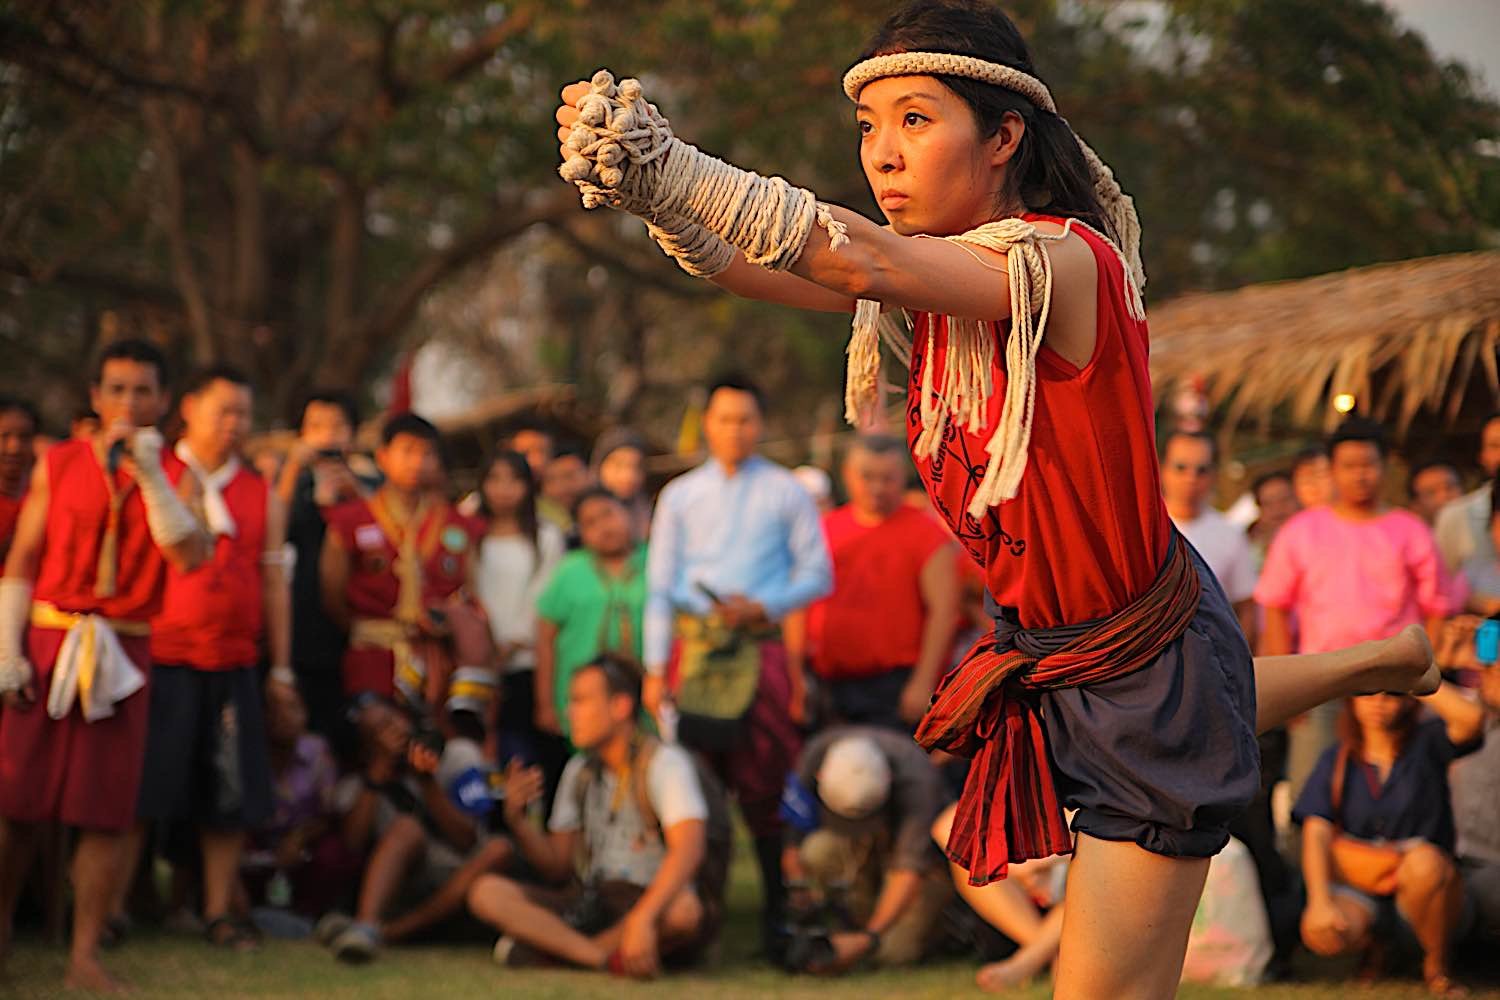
[915,534,1202,886]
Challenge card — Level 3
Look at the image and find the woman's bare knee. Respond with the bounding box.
[1396,844,1454,890]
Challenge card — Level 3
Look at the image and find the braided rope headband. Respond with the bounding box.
[843,51,1056,112]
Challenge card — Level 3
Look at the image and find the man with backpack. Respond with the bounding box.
[467,653,727,978]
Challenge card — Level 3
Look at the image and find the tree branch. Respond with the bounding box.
[429,9,535,88]
[140,10,215,363]
[0,253,182,309]
[331,188,577,382]
[0,9,273,157]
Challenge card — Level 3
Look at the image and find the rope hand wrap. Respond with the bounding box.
[559,70,847,274]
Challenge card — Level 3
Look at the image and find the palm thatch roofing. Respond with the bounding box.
[1147,250,1500,436]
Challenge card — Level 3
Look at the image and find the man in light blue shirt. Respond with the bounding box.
[643,375,831,952]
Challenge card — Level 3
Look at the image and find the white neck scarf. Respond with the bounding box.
[175,440,240,538]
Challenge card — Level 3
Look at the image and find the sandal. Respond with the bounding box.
[204,914,260,952]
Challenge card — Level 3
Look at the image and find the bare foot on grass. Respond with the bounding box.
[64,954,129,994]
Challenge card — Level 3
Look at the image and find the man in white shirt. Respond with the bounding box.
[467,655,715,978]
[1160,430,1258,642]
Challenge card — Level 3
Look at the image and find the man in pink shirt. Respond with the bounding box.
[1256,418,1458,797]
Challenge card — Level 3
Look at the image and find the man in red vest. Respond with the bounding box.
[121,365,291,950]
[0,339,208,992]
[320,413,486,712]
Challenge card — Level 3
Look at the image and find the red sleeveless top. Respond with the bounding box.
[907,215,1169,629]
[325,494,475,619]
[151,455,268,669]
[0,492,22,560]
[34,438,168,623]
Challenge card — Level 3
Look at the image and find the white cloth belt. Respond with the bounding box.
[44,612,146,722]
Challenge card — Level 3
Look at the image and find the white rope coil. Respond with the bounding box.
[559,69,844,274]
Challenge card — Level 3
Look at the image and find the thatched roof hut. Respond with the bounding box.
[1148,250,1500,437]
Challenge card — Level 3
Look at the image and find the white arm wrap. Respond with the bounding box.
[644,215,735,278]
[130,430,202,548]
[0,578,33,694]
[561,70,844,274]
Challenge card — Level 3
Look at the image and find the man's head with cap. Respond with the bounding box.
[817,734,893,820]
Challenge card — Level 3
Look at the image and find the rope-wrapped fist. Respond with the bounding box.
[556,70,673,212]
[556,71,734,275]
[553,68,831,274]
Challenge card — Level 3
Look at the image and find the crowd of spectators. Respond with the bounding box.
[2,358,1499,996]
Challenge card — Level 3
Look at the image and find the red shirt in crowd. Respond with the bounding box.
[151,454,268,669]
[34,438,167,622]
[0,492,23,562]
[326,493,476,696]
[808,504,952,680]
[907,214,1170,630]
[325,495,475,621]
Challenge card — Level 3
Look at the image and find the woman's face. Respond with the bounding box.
[855,74,1018,236]
[1351,692,1413,733]
[598,446,645,501]
[482,461,527,517]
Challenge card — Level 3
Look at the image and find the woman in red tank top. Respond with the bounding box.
[552,1,1440,993]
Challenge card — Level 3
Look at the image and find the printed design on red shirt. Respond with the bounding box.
[907,325,1027,567]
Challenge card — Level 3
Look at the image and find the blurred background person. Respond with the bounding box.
[806,435,959,730]
[276,390,375,751]
[1293,683,1484,997]
[0,397,39,563]
[591,428,653,541]
[1436,413,1500,581]
[1291,446,1333,511]
[1410,461,1463,527]
[779,728,955,974]
[472,449,565,782]
[1160,429,1258,640]
[1248,470,1300,572]
[644,374,831,953]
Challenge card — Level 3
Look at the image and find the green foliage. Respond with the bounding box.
[0,0,1495,439]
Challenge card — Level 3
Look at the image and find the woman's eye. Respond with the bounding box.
[904,112,927,127]
[858,120,872,135]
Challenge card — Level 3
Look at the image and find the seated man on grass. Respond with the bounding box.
[317,696,512,962]
[467,654,716,978]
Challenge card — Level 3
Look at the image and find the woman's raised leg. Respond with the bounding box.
[1051,834,1209,1000]
[1254,624,1437,734]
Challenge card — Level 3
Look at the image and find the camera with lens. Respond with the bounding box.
[775,882,856,974]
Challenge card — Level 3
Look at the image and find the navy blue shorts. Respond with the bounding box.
[136,664,273,829]
[1031,544,1260,859]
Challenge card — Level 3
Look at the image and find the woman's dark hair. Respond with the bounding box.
[857,0,1115,241]
[478,448,540,563]
[1337,694,1422,764]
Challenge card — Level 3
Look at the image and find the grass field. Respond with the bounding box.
[7,841,1498,999]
